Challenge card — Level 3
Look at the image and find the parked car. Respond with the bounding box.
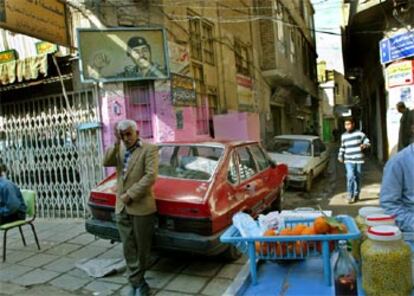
[266,135,329,192]
[86,141,288,259]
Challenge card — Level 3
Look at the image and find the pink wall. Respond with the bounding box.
[153,91,177,142]
[101,93,128,176]
[152,91,211,142]
[175,107,211,142]
[101,95,127,152]
[100,88,260,146]
[213,112,261,141]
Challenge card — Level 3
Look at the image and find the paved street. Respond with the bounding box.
[0,147,383,296]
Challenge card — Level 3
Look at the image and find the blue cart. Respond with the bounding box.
[220,215,361,286]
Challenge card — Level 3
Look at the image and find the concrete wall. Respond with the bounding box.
[254,0,319,140]
[333,71,352,105]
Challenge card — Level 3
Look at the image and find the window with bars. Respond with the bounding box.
[124,82,154,139]
[275,0,284,42]
[208,92,219,115]
[234,40,250,76]
[192,63,209,135]
[202,22,215,65]
[290,25,296,63]
[302,37,309,75]
[189,16,202,61]
[188,11,215,65]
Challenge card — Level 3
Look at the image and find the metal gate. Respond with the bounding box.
[0,89,103,218]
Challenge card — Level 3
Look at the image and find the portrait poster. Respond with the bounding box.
[78,28,170,83]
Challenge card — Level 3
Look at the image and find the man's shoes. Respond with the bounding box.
[347,196,355,204]
[134,282,150,296]
[127,286,136,296]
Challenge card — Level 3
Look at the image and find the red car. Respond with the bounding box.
[86,141,288,259]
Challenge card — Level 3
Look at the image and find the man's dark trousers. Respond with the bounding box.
[117,210,155,288]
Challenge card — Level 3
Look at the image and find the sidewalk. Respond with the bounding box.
[0,219,247,296]
[0,220,124,296]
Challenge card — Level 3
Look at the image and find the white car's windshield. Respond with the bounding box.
[158,145,224,181]
[270,139,311,156]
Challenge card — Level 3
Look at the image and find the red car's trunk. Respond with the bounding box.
[88,173,217,235]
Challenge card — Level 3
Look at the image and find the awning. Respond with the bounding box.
[0,54,48,85]
[0,73,72,92]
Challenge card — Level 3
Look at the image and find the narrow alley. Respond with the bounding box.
[0,150,383,296]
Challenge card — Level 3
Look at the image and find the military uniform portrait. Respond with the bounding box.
[78,28,170,83]
[119,36,166,79]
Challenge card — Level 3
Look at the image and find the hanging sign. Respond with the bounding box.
[386,60,414,89]
[0,49,17,64]
[36,41,58,55]
[171,73,196,106]
[0,0,69,46]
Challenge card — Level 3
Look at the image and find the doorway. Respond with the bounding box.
[271,106,282,136]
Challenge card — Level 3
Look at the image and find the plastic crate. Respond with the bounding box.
[220,215,360,286]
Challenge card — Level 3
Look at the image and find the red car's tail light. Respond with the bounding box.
[90,193,116,207]
[89,203,114,221]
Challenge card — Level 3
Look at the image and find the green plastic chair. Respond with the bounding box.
[1,189,40,261]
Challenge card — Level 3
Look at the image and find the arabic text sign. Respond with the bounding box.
[386,60,414,89]
[0,0,68,46]
[380,31,414,64]
[171,74,196,106]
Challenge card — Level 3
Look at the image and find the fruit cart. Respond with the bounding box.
[220,215,361,286]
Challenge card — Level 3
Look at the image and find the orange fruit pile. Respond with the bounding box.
[255,216,348,256]
[313,216,348,235]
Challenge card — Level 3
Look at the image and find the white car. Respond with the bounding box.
[267,135,329,192]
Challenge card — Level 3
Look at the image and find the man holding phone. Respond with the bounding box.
[103,119,158,296]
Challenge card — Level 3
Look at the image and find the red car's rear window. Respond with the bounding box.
[158,145,224,181]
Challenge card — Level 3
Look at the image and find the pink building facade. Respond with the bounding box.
[100,79,261,152]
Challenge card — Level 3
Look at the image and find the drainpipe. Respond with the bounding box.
[216,3,227,112]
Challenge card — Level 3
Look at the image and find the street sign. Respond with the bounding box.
[380,31,414,64]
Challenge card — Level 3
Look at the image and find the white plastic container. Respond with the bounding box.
[355,207,385,229]
[361,226,412,296]
[402,233,414,286]
[352,207,386,261]
[365,214,396,227]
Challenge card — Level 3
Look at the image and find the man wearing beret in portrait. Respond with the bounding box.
[120,36,166,79]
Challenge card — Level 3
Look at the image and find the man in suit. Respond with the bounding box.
[103,120,158,296]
